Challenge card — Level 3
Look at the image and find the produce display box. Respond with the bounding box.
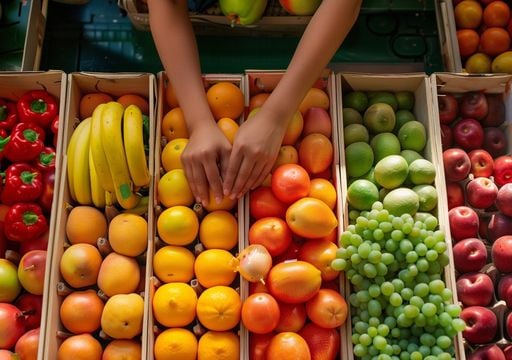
[146,72,247,359]
[431,72,512,357]
[41,71,156,359]
[434,0,462,73]
[335,72,465,360]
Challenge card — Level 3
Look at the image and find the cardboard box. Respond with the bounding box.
[41,72,156,359]
[336,72,464,360]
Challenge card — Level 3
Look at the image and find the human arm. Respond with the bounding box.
[222,0,362,198]
[147,0,231,205]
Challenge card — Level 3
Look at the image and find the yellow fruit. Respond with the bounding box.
[152,282,197,327]
[194,249,238,288]
[285,197,338,239]
[157,206,199,246]
[465,52,492,73]
[161,138,188,171]
[197,331,240,360]
[108,213,148,257]
[196,286,241,331]
[203,190,238,212]
[492,51,512,73]
[154,328,197,360]
[217,117,239,144]
[199,210,238,250]
[153,245,195,283]
[97,252,140,297]
[158,169,195,208]
[308,178,337,210]
[100,293,144,339]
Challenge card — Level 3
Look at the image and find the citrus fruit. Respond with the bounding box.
[101,293,144,339]
[308,178,337,210]
[249,92,270,112]
[342,107,363,125]
[465,52,492,73]
[413,184,438,212]
[395,91,415,110]
[345,142,374,178]
[103,339,141,360]
[382,187,420,216]
[266,332,311,360]
[206,82,244,120]
[401,149,424,164]
[343,123,369,145]
[196,286,242,331]
[457,29,480,58]
[203,189,238,212]
[79,93,113,120]
[108,213,148,257]
[97,252,140,297]
[194,249,238,288]
[66,206,107,245]
[480,27,511,57]
[117,94,149,114]
[157,206,199,246]
[298,133,333,174]
[197,331,240,360]
[57,334,103,360]
[161,107,189,141]
[153,245,195,283]
[158,169,195,207]
[60,289,104,334]
[454,0,483,29]
[298,87,329,114]
[483,1,511,27]
[357,167,377,185]
[347,179,380,211]
[394,109,417,132]
[154,328,197,360]
[368,91,398,111]
[343,91,368,113]
[492,50,512,73]
[161,138,188,171]
[370,132,401,162]
[272,145,299,172]
[60,243,103,289]
[165,80,179,108]
[153,282,197,327]
[199,210,238,250]
[374,155,409,189]
[363,103,396,133]
[408,159,436,185]
[217,117,239,144]
[397,121,427,152]
[282,111,304,145]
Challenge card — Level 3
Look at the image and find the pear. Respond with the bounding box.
[219,0,268,26]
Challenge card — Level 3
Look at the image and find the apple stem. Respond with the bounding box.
[57,281,73,296]
[194,242,204,256]
[5,249,20,265]
[56,330,73,339]
[97,237,113,257]
[97,289,109,302]
[193,203,205,220]
[190,278,204,295]
[193,321,206,337]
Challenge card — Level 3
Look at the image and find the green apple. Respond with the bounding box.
[219,0,268,26]
[0,259,21,302]
[279,0,321,16]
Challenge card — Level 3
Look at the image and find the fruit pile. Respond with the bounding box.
[333,85,465,359]
[438,85,512,358]
[49,90,152,358]
[241,74,346,360]
[150,77,244,359]
[0,88,60,358]
[453,0,512,73]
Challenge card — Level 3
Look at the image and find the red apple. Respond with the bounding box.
[14,293,42,331]
[438,93,459,124]
[492,235,512,272]
[507,312,512,340]
[508,17,512,39]
[497,183,512,217]
[468,149,494,178]
[453,118,485,151]
[470,344,506,360]
[498,274,512,308]
[494,155,512,187]
[466,176,499,209]
[453,237,488,273]
[0,303,26,349]
[461,305,498,344]
[446,181,465,209]
[14,327,39,360]
[482,93,505,127]
[456,272,494,307]
[443,148,471,182]
[302,107,332,138]
[19,230,49,256]
[479,213,491,239]
[484,127,508,158]
[17,250,47,296]
[459,91,488,120]
[449,206,480,242]
[504,344,512,360]
[440,124,453,151]
[278,0,321,15]
[488,213,512,243]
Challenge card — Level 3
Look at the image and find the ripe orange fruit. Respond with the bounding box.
[153,245,195,283]
[249,92,270,112]
[108,213,148,257]
[308,178,337,210]
[298,87,329,114]
[206,82,244,120]
[483,1,510,27]
[60,289,104,334]
[59,243,103,289]
[97,252,141,297]
[217,117,240,144]
[199,210,238,250]
[272,145,299,172]
[194,249,238,288]
[197,331,240,360]
[203,188,238,212]
[101,293,144,339]
[154,328,197,360]
[79,92,113,120]
[161,138,188,171]
[196,286,242,331]
[286,197,338,239]
[480,26,511,56]
[457,29,480,57]
[157,205,199,246]
[157,169,195,208]
[165,79,180,109]
[298,133,334,175]
[103,339,142,359]
[66,206,107,246]
[57,334,103,360]
[266,332,311,360]
[153,282,197,327]
[282,111,304,146]
[161,107,189,141]
[117,94,149,114]
[454,0,483,29]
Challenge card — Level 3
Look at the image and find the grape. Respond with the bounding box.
[416,259,429,273]
[369,317,381,327]
[359,242,372,259]
[378,324,390,337]
[406,251,418,264]
[415,243,427,257]
[421,303,437,317]
[381,282,395,296]
[373,335,388,351]
[360,333,373,346]
[354,344,368,357]
[404,304,420,319]
[390,293,403,307]
[331,258,347,271]
[436,335,451,350]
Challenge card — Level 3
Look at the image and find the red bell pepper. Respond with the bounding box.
[17,90,58,129]
[33,146,56,173]
[1,163,43,205]
[38,169,55,214]
[4,203,48,242]
[0,99,18,130]
[50,115,59,147]
[4,122,45,163]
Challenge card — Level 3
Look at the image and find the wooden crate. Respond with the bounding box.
[41,72,156,359]
[434,0,462,73]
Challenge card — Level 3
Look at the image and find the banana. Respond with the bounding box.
[101,101,140,210]
[72,117,92,205]
[66,117,91,203]
[90,103,115,193]
[89,147,106,208]
[123,104,151,187]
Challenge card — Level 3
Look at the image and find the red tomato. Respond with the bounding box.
[242,293,280,334]
[275,302,307,333]
[250,332,274,360]
[250,186,288,220]
[271,164,311,204]
[306,289,348,329]
[249,217,293,257]
[299,322,340,360]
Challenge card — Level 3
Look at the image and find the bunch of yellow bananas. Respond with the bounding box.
[67,101,150,210]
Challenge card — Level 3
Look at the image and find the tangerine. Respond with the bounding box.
[298,88,329,114]
[57,334,102,360]
[206,82,244,120]
[60,289,104,334]
[249,92,270,112]
[199,210,238,250]
[79,93,113,120]
[194,249,238,288]
[117,94,149,114]
[165,79,179,109]
[457,29,480,57]
[196,286,242,331]
[161,107,189,141]
[197,331,240,360]
[217,117,240,144]
[66,206,107,246]
[157,205,199,246]
[154,328,197,360]
[153,282,197,327]
[480,26,511,57]
[454,0,483,29]
[153,245,195,283]
[161,138,188,171]
[108,213,148,257]
[483,1,510,27]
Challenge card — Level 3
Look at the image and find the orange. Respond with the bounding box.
[101,293,144,339]
[59,243,103,289]
[103,339,141,360]
[57,334,103,360]
[298,133,333,175]
[454,0,483,29]
[266,332,311,360]
[194,249,238,288]
[199,210,238,250]
[153,282,197,327]
[108,213,148,257]
[97,252,141,297]
[79,92,113,120]
[456,29,480,57]
[60,289,104,334]
[298,87,329,114]
[272,145,299,172]
[483,1,510,27]
[249,92,270,112]
[153,245,195,283]
[161,107,189,141]
[285,197,338,239]
[154,328,197,360]
[308,178,337,210]
[217,117,239,144]
[206,82,244,120]
[197,331,240,360]
[157,169,195,208]
[161,138,188,171]
[66,206,107,246]
[117,94,149,114]
[480,26,511,56]
[282,111,304,146]
[165,79,180,109]
[203,189,238,212]
[157,205,199,246]
[196,286,242,331]
[465,52,493,73]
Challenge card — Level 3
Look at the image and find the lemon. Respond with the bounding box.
[154,328,198,360]
[345,142,374,178]
[374,155,409,190]
[347,179,380,211]
[413,184,438,212]
[398,121,427,153]
[408,159,436,185]
[343,107,363,126]
[344,123,369,146]
[370,132,401,163]
[382,188,420,216]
